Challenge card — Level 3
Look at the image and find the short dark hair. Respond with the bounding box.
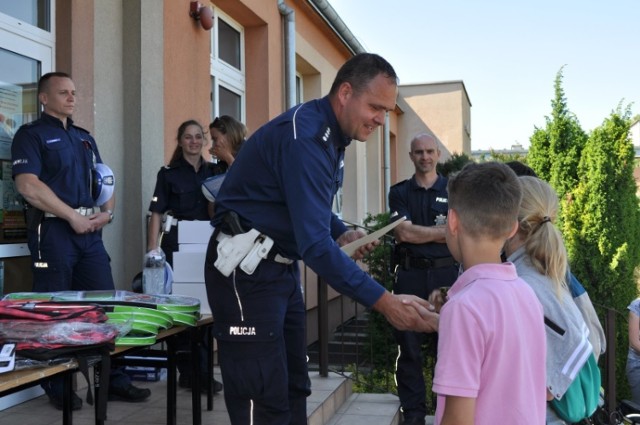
[448,162,522,238]
[329,53,398,97]
[38,72,72,95]
[505,161,538,177]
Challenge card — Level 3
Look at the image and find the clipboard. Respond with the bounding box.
[340,216,406,257]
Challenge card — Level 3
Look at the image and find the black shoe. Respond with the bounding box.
[108,383,151,402]
[178,374,223,393]
[48,391,83,411]
[401,416,425,425]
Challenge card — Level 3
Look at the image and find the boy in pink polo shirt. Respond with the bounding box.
[432,162,547,425]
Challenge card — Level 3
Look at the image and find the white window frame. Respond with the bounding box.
[295,72,303,105]
[210,8,245,121]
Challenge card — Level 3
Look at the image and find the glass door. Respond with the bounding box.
[0,6,53,294]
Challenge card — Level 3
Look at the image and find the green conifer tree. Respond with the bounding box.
[527,67,587,208]
[563,106,640,398]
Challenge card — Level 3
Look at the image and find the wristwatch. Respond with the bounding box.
[106,209,114,224]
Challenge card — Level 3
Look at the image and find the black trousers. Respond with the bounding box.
[393,264,458,419]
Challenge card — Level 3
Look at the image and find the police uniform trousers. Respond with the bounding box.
[27,217,114,292]
[393,264,458,420]
[205,239,311,425]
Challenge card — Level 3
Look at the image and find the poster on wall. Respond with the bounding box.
[0,81,23,160]
[0,160,26,241]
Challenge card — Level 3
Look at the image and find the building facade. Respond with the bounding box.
[0,0,471,340]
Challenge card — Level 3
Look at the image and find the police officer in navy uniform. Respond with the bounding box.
[11,72,151,410]
[204,54,438,425]
[148,116,246,265]
[148,119,216,266]
[147,118,244,392]
[388,133,458,425]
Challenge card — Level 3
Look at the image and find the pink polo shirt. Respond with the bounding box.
[433,263,546,425]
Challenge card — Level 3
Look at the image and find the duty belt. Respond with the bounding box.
[402,256,456,270]
[216,231,294,265]
[44,206,100,218]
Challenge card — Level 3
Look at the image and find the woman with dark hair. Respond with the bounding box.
[147,120,214,264]
[147,119,224,392]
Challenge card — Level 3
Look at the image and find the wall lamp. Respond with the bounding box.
[189,1,213,31]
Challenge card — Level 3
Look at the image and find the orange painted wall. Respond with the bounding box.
[163,0,212,163]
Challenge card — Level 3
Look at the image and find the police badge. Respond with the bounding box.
[435,214,447,225]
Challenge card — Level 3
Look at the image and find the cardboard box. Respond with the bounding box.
[178,221,214,244]
[171,282,211,314]
[178,243,207,253]
[124,366,166,382]
[172,251,206,282]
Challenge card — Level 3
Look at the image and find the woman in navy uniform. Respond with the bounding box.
[148,117,246,263]
[209,115,246,169]
[147,117,245,392]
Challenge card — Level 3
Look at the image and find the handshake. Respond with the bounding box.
[370,287,451,333]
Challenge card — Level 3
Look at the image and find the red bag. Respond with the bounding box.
[0,300,116,420]
[0,301,117,354]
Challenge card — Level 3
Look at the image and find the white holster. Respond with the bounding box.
[214,229,274,276]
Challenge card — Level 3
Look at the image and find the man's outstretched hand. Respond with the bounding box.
[372,292,439,333]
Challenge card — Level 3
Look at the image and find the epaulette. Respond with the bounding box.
[314,123,331,149]
[71,124,91,135]
[19,121,39,130]
[390,179,409,189]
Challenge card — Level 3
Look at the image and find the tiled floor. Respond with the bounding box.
[1,369,230,425]
[0,369,408,425]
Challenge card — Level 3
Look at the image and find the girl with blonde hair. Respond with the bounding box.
[504,176,594,425]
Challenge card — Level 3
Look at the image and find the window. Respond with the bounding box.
[210,10,244,123]
[295,74,303,105]
[0,0,51,32]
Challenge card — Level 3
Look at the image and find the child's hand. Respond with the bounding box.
[428,287,450,313]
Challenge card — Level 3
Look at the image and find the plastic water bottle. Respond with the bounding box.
[143,249,166,294]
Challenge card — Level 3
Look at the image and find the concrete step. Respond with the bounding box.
[307,372,353,425]
[325,392,401,425]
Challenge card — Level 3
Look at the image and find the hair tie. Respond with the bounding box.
[541,216,551,224]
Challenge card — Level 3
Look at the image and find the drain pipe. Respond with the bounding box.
[384,112,391,211]
[278,0,296,110]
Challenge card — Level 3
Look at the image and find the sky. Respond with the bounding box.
[325,0,640,151]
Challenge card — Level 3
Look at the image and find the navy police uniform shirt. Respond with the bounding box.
[149,156,219,220]
[212,96,385,308]
[388,175,452,259]
[11,112,102,208]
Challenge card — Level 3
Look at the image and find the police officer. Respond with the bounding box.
[148,117,247,264]
[204,53,438,425]
[147,117,245,392]
[11,72,151,410]
[148,119,215,265]
[388,133,458,425]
